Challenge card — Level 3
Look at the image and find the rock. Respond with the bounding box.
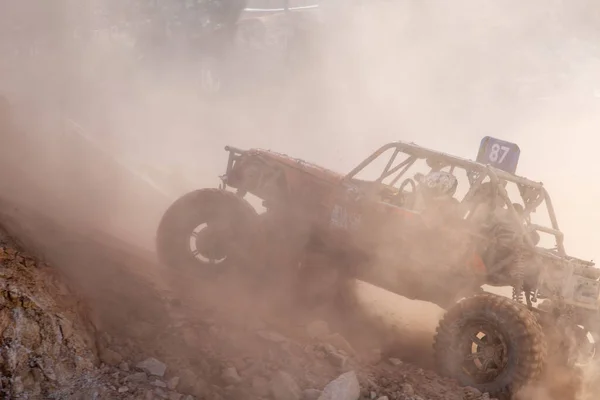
[257,330,288,343]
[376,397,389,400]
[270,371,302,400]
[169,393,183,400]
[118,386,129,393]
[251,376,269,396]
[323,333,355,355]
[126,372,149,383]
[319,343,338,355]
[221,367,242,385]
[119,362,130,372]
[137,358,167,377]
[388,358,403,366]
[303,388,323,400]
[327,351,349,370]
[401,384,414,396]
[318,343,349,370]
[152,379,167,388]
[167,376,180,390]
[306,320,330,339]
[317,371,360,400]
[177,369,202,394]
[99,348,123,366]
[58,316,74,340]
[464,387,482,399]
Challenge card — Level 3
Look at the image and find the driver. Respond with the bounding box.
[467,181,536,284]
[416,170,460,225]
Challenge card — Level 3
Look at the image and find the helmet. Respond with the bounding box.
[426,157,448,171]
[420,171,458,200]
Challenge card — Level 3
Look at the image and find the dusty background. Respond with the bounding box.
[1,0,600,399]
[4,0,596,257]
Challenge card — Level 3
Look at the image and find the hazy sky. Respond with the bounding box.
[3,0,600,261]
[111,1,600,261]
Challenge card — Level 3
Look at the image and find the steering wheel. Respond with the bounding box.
[395,178,417,208]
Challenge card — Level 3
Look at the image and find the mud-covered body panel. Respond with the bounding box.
[242,148,344,183]
[225,148,341,204]
[223,147,488,306]
[220,142,600,314]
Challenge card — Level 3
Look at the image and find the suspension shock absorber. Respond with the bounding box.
[512,249,525,304]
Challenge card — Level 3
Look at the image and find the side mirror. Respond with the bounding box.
[414,173,424,184]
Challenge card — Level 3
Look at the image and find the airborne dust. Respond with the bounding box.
[1,1,600,400]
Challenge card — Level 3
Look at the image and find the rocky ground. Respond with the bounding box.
[0,200,507,400]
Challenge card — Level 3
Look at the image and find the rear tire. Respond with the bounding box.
[433,293,546,399]
[156,188,263,276]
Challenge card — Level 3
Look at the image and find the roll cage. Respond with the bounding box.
[344,141,566,257]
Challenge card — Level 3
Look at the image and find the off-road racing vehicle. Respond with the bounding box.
[156,136,600,398]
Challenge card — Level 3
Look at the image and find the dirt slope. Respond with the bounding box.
[0,105,557,400]
[0,105,584,400]
[0,228,97,398]
[0,196,496,400]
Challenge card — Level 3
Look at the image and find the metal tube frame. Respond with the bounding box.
[343,141,565,255]
[222,145,246,189]
[221,141,566,255]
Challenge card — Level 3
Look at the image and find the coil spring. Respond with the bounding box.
[512,250,525,304]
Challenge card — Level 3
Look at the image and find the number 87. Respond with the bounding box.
[489,143,510,163]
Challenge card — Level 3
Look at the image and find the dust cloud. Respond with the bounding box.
[3,0,597,245]
[1,0,600,399]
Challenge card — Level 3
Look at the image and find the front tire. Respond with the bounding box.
[156,188,262,275]
[433,293,546,399]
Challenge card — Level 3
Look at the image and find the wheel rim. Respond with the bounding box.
[459,323,509,384]
[188,222,228,264]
